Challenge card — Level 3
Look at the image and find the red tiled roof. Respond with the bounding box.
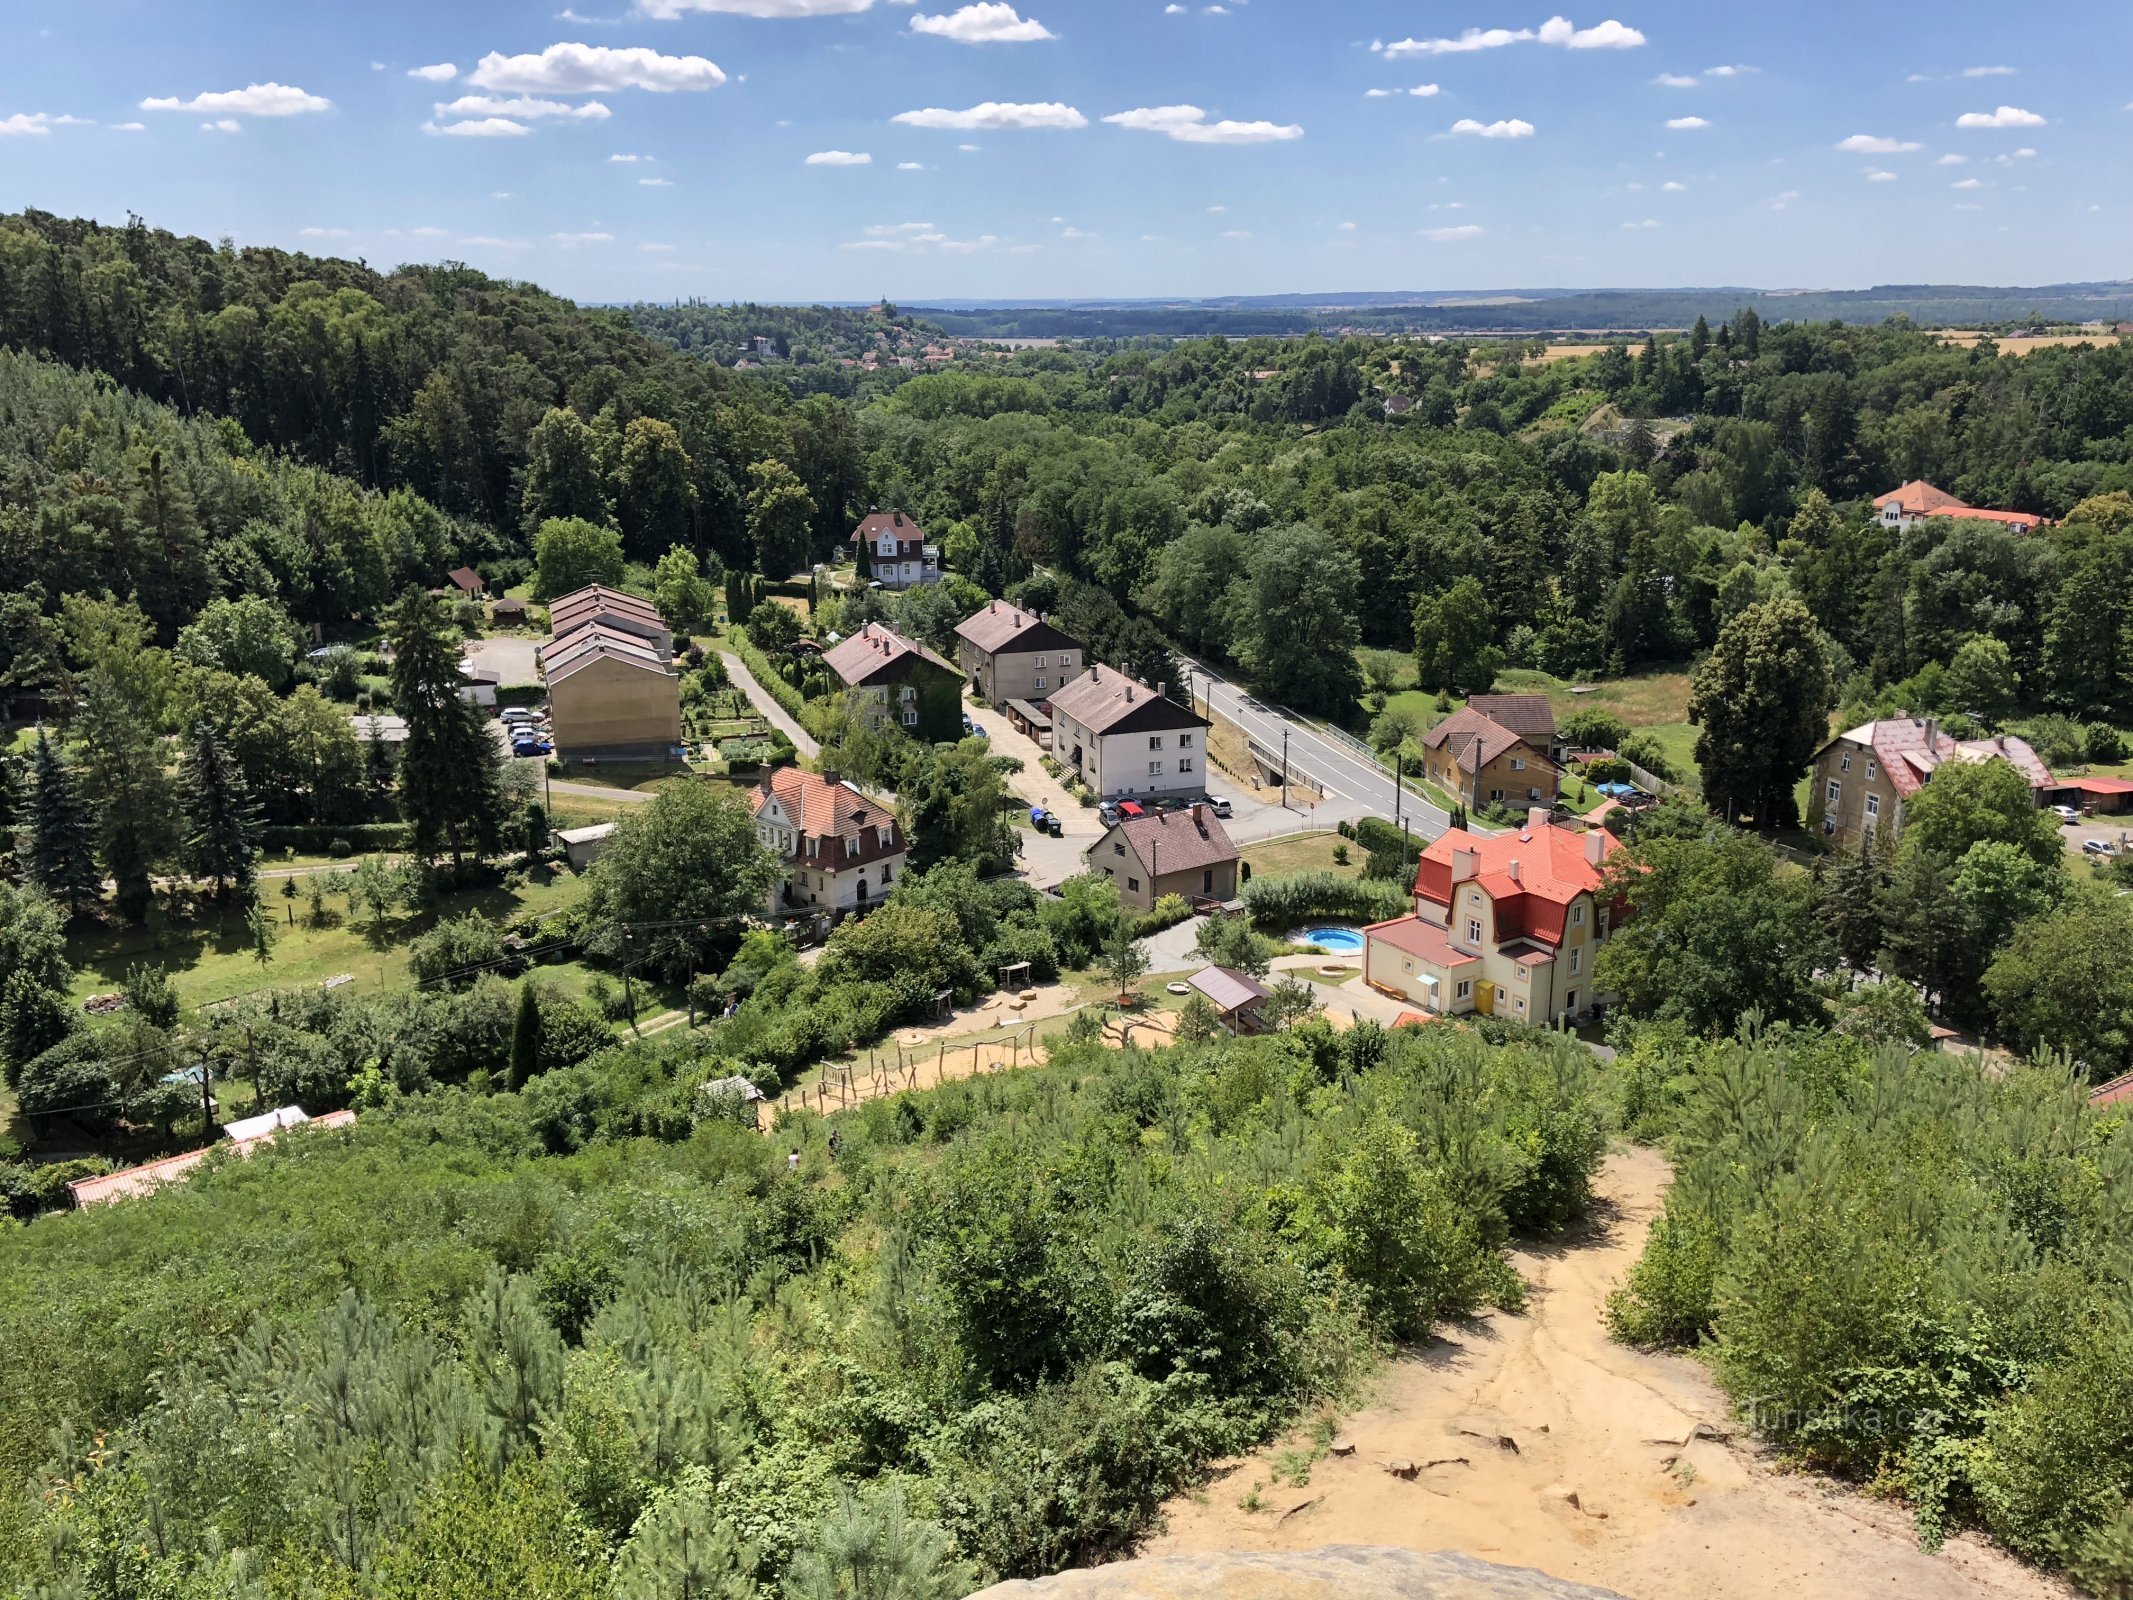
[1364,914,1479,967]
[1415,818,1618,947]
[754,767,903,867]
[1874,479,1968,516]
[2092,1069,2133,1108]
[1421,706,1535,772]
[954,600,1084,658]
[2074,777,2133,796]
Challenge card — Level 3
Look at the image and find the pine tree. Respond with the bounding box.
[1822,830,1887,975]
[509,982,542,1088]
[178,721,261,903]
[21,728,102,913]
[462,1266,565,1459]
[387,589,506,863]
[610,1482,755,1600]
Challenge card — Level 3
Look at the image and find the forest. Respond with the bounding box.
[6,206,2133,1597]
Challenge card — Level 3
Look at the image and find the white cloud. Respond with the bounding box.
[638,0,873,14]
[1836,133,1920,153]
[1768,189,1800,210]
[458,236,529,248]
[203,119,244,134]
[897,160,925,169]
[111,121,145,132]
[436,94,612,120]
[1620,217,1660,229]
[1956,104,2043,128]
[1704,63,1754,76]
[1102,105,1302,143]
[1665,115,1708,130]
[1408,84,1441,97]
[551,231,616,243]
[1653,72,1696,87]
[411,226,450,238]
[1448,117,1535,138]
[1220,229,1252,239]
[1537,16,1646,48]
[1661,179,1686,191]
[806,149,872,164]
[1866,168,1897,182]
[1061,226,1094,238]
[959,142,981,150]
[469,43,725,94]
[1207,205,1226,213]
[1962,65,2015,77]
[298,226,350,237]
[1422,223,1484,241]
[892,101,1085,129]
[1936,152,1968,165]
[1338,220,1357,230]
[1165,3,1184,11]
[1952,177,1983,189]
[1365,88,1393,97]
[424,116,533,137]
[642,242,678,251]
[142,82,332,117]
[1377,26,1534,56]
[0,113,55,136]
[609,152,644,161]
[910,4,1055,43]
[408,63,459,81]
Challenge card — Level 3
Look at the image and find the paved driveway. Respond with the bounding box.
[718,649,820,760]
[465,635,541,687]
[2063,814,2133,863]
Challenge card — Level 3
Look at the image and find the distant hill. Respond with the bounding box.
[896,282,2133,340]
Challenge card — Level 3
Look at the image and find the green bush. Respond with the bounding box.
[1241,871,1408,930]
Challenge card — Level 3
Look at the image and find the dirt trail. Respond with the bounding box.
[1146,1147,2067,1600]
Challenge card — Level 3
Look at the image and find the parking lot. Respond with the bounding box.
[2062,812,2133,864]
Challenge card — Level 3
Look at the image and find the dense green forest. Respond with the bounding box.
[7,208,2133,1597]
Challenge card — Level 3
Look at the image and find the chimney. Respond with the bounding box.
[1507,859,1521,883]
[1191,802,1204,825]
[1924,716,1940,750]
[1585,831,1606,868]
[1155,682,1167,701]
[1125,683,1134,702]
[1452,848,1479,884]
[822,768,843,790]
[1527,806,1551,834]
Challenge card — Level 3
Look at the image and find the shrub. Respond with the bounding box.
[408,914,510,989]
[2087,724,2128,765]
[1241,871,1408,930]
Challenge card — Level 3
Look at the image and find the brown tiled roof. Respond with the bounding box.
[755,767,904,868]
[550,585,664,629]
[1188,965,1272,1014]
[823,623,956,689]
[1421,706,1533,771]
[954,601,1084,658]
[1102,806,1238,876]
[544,625,673,684]
[1048,665,1204,736]
[852,510,925,551]
[1465,694,1556,748]
[447,566,484,595]
[1874,479,1968,516]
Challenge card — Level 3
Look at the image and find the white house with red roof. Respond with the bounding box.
[751,764,906,916]
[852,509,940,590]
[1363,810,1622,1025]
[1874,480,2050,536]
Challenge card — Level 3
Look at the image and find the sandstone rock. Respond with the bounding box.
[967,1546,1630,1600]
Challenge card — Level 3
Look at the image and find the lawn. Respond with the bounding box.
[1243,831,1365,879]
[64,866,597,1016]
[547,761,696,793]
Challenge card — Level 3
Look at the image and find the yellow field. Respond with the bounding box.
[1937,331,2127,355]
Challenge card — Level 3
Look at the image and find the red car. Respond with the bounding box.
[1117,801,1146,819]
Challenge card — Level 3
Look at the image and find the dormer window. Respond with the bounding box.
[844,837,859,858]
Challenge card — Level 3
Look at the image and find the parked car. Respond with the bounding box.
[1098,801,1122,827]
[500,707,536,726]
[512,735,552,757]
[1118,800,1146,820]
[1206,796,1233,818]
[2051,804,2082,824]
[2083,838,2119,857]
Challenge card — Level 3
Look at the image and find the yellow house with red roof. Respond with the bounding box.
[1363,810,1623,1025]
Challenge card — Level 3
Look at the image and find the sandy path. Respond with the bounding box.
[1145,1147,2067,1600]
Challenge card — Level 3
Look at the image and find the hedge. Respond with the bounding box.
[260,823,411,855]
[1241,871,1409,930]
[496,682,546,709]
[727,627,810,722]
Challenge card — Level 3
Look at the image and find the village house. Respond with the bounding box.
[1085,803,1241,914]
[446,566,486,599]
[1873,480,2051,536]
[1465,693,1562,763]
[1047,665,1210,802]
[1363,810,1622,1025]
[852,509,940,590]
[953,601,1086,711]
[1420,705,1559,812]
[1810,717,2055,852]
[541,586,682,761]
[822,622,962,741]
[752,765,906,916]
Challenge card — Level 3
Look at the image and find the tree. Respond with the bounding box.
[1689,597,1833,828]
[1412,576,1502,697]
[785,1482,977,1600]
[1952,839,2062,956]
[746,458,817,580]
[1821,830,1887,973]
[1101,928,1148,1001]
[1145,524,1248,654]
[1194,912,1271,977]
[520,407,610,534]
[652,546,718,636]
[1944,635,2017,727]
[509,982,543,1088]
[178,721,262,904]
[583,782,780,980]
[532,517,627,602]
[1232,525,1363,715]
[1175,992,1221,1044]
[1559,707,1631,752]
[1900,756,2064,870]
[1985,887,2133,1076]
[902,742,1011,872]
[20,728,101,913]
[1596,832,1830,1032]
[615,416,698,560]
[0,882,76,1082]
[387,590,506,862]
[1877,847,1976,1017]
[246,901,276,968]
[75,670,178,921]
[174,595,303,690]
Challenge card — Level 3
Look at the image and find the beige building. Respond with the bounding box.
[1421,706,1558,812]
[1048,666,1209,802]
[1810,717,2054,853]
[953,602,1086,709]
[1364,811,1620,1025]
[1086,804,1240,913]
[752,765,907,916]
[543,591,683,761]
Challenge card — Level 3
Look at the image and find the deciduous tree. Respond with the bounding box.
[1689,597,1832,828]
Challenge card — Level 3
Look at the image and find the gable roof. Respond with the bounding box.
[823,623,956,689]
[1464,694,1556,749]
[447,566,484,595]
[754,767,903,866]
[1421,705,1535,771]
[1416,816,1619,947]
[544,625,674,684]
[1098,806,1239,877]
[1824,718,2055,798]
[1188,965,1271,1015]
[954,601,1084,659]
[550,585,664,630]
[1048,665,1205,736]
[1874,480,2051,530]
[852,509,924,546]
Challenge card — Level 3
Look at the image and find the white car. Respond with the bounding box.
[1205,796,1234,818]
[2050,805,2082,825]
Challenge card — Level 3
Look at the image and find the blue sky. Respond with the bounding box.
[1,0,2126,303]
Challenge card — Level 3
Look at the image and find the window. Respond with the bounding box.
[1511,758,1525,772]
[1034,655,1047,669]
[1490,789,1504,802]
[1114,842,1126,856]
[1515,964,1528,981]
[1867,761,1879,780]
[881,864,893,883]
[1529,787,1542,801]
[1515,997,1526,1015]
[1034,677,1046,691]
[1571,905,1585,927]
[1126,877,1141,892]
[878,826,893,849]
[1402,960,1414,975]
[1866,794,1881,819]
[1202,869,1214,894]
[1569,947,1582,976]
[1062,654,1076,669]
[1826,780,1841,805]
[1566,990,1578,1013]
[844,837,858,858]
[1179,734,1194,749]
[1148,736,1165,751]
[1179,759,1194,774]
[1149,761,1165,777]
[1840,752,1851,772]
[902,709,918,728]
[900,686,916,702]
[1456,979,1473,1001]
[1466,917,1483,945]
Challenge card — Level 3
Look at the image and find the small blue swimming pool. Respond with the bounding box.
[1302,926,1365,954]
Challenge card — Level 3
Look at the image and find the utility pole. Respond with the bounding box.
[620,926,635,1029]
[1394,751,1405,831]
[198,1055,215,1135]
[1280,728,1290,812]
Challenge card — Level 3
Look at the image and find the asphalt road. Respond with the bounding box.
[1177,655,1453,841]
